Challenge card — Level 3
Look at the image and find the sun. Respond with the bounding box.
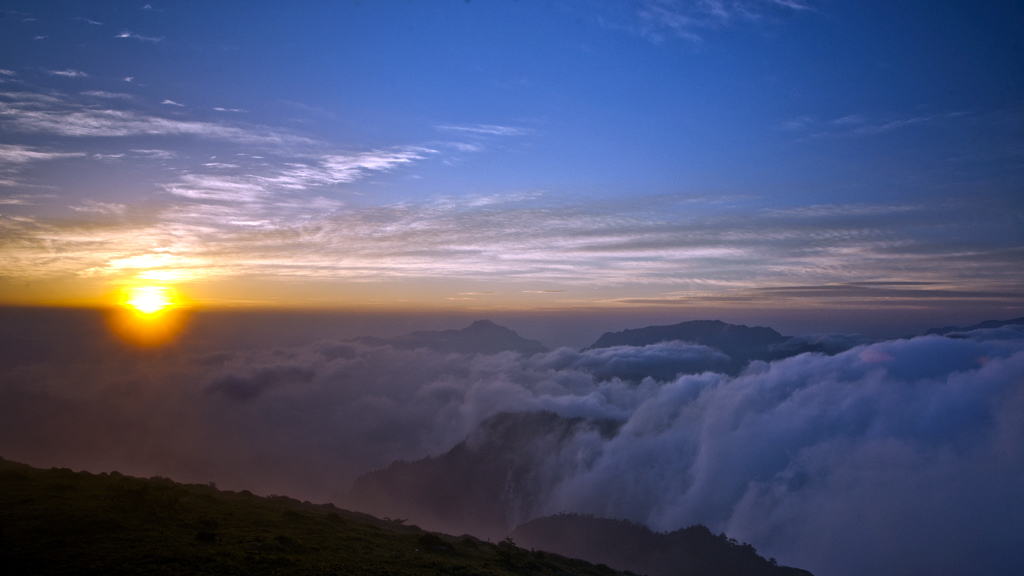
[124,286,175,314]
[109,285,189,346]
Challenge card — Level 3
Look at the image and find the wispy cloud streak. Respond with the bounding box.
[45,69,89,78]
[435,124,532,136]
[116,30,163,42]
[634,0,813,41]
[163,149,431,202]
[0,92,313,145]
[2,191,1020,308]
[782,112,968,138]
[0,144,85,165]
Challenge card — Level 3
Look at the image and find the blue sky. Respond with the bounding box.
[0,1,1021,322]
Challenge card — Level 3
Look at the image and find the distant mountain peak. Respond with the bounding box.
[355,320,548,356]
[588,319,784,348]
[924,317,1024,336]
[587,319,787,371]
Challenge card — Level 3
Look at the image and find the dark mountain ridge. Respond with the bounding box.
[587,320,787,356]
[513,514,813,576]
[347,411,618,539]
[354,319,549,355]
[587,320,792,374]
[343,316,1024,374]
[924,317,1024,336]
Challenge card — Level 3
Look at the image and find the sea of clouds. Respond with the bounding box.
[1,314,1022,576]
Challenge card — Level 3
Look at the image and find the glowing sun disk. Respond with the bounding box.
[125,286,173,314]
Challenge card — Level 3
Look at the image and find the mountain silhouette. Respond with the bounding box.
[587,320,787,372]
[355,319,549,355]
[347,411,618,539]
[924,317,1024,336]
[513,514,813,576]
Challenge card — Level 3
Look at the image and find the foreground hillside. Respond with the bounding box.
[0,457,629,576]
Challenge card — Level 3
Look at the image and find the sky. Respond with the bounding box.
[2,5,1024,572]
[1,1,1022,327]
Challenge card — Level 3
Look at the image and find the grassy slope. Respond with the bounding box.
[0,457,629,576]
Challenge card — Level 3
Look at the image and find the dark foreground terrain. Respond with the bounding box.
[0,457,631,576]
